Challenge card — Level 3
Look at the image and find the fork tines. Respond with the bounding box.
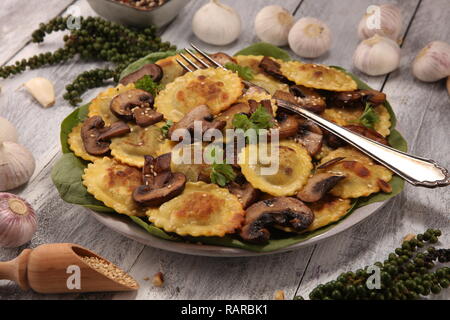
[176,43,226,72]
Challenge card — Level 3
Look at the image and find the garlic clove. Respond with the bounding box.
[0,141,35,191]
[288,17,331,58]
[254,5,294,46]
[0,193,37,248]
[0,117,19,144]
[412,41,450,82]
[353,34,400,76]
[192,0,241,46]
[358,4,402,41]
[23,77,55,108]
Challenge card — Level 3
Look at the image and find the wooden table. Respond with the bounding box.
[0,0,449,300]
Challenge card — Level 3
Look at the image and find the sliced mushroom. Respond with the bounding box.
[209,52,237,66]
[259,56,291,83]
[216,102,251,128]
[227,181,259,209]
[273,89,325,114]
[168,105,226,140]
[119,63,163,85]
[275,112,300,139]
[134,154,187,207]
[289,85,326,113]
[240,197,314,243]
[81,116,130,156]
[325,124,389,148]
[294,118,324,156]
[110,89,162,127]
[317,157,345,170]
[248,99,274,116]
[326,89,386,108]
[297,173,346,202]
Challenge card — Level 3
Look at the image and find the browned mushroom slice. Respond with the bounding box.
[275,112,300,139]
[259,56,291,83]
[227,181,259,209]
[297,173,346,202]
[216,102,251,128]
[134,153,187,207]
[294,118,323,156]
[132,107,164,127]
[111,89,163,127]
[248,99,274,115]
[119,63,163,85]
[325,124,389,148]
[317,157,345,169]
[81,116,130,156]
[209,52,237,66]
[168,105,226,140]
[240,197,314,243]
[289,85,326,113]
[326,89,386,108]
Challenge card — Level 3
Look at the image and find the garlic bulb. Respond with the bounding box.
[0,117,18,143]
[412,41,450,82]
[23,77,55,108]
[254,5,294,46]
[0,142,35,191]
[358,4,402,41]
[192,0,241,46]
[353,34,400,76]
[288,17,331,58]
[0,193,37,248]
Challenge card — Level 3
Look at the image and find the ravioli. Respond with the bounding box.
[154,68,244,122]
[110,123,167,168]
[280,61,357,92]
[240,140,313,196]
[88,83,135,126]
[67,123,101,162]
[146,182,244,237]
[82,157,146,216]
[155,54,188,85]
[321,104,391,137]
[306,196,352,231]
[234,55,289,95]
[318,147,393,198]
[170,142,212,182]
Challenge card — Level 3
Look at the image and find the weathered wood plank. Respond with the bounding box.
[160,0,302,55]
[0,0,76,65]
[296,0,450,300]
[293,0,421,90]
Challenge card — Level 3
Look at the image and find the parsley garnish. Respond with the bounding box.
[357,103,380,129]
[135,75,163,96]
[160,120,173,138]
[232,105,274,132]
[210,163,236,187]
[224,63,254,81]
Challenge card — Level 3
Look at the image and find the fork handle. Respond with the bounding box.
[278,100,450,188]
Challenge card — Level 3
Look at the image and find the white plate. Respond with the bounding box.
[87,200,389,257]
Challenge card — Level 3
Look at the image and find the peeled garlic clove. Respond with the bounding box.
[254,5,294,46]
[0,193,37,248]
[192,0,241,46]
[0,117,19,143]
[0,141,35,191]
[358,4,402,41]
[23,77,55,108]
[288,17,331,58]
[412,41,450,82]
[353,34,400,76]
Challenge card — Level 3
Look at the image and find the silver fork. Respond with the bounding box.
[176,44,450,188]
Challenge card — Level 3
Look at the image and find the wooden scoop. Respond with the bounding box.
[0,243,139,294]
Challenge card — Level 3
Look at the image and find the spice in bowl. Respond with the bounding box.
[114,0,168,10]
[81,256,139,288]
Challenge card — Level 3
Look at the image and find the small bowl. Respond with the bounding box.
[87,0,190,28]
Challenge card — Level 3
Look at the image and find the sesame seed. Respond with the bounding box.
[81,256,138,288]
